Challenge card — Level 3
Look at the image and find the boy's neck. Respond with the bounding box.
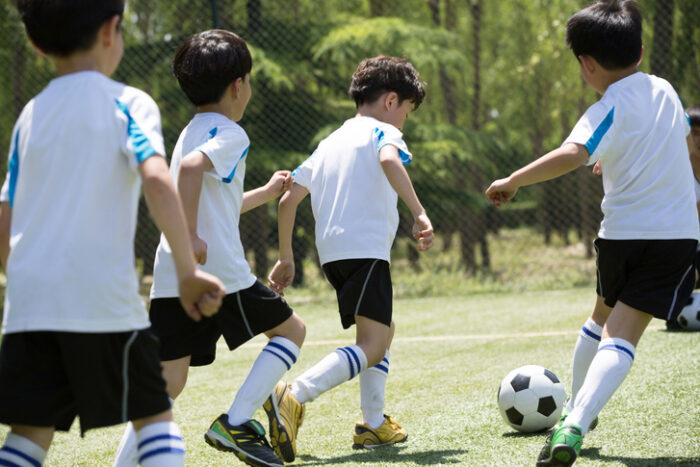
[197,102,236,121]
[355,103,387,123]
[597,65,639,94]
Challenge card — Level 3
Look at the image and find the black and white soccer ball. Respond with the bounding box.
[677,291,700,331]
[497,365,566,433]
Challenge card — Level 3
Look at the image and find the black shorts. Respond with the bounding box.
[595,238,697,321]
[322,258,392,329]
[150,280,293,366]
[0,330,170,435]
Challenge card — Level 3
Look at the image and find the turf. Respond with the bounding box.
[1,287,699,466]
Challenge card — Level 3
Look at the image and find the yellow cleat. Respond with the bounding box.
[352,414,408,449]
[263,381,305,462]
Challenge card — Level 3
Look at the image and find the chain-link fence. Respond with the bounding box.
[1,0,696,294]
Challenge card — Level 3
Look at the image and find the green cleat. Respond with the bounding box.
[204,415,284,467]
[536,423,583,467]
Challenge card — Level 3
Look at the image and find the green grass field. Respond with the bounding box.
[2,287,698,466]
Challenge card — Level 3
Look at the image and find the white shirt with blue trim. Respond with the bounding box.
[0,71,164,333]
[150,113,256,298]
[564,72,699,240]
[292,116,412,265]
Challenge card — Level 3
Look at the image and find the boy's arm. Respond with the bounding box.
[0,202,10,271]
[178,151,213,265]
[241,170,292,214]
[268,183,309,295]
[379,145,434,251]
[485,142,589,207]
[140,155,224,319]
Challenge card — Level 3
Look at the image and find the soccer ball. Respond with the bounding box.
[497,365,566,433]
[677,292,700,331]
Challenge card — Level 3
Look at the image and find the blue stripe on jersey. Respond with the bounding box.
[263,348,291,370]
[138,447,186,463]
[137,433,183,449]
[267,341,297,364]
[0,446,40,467]
[374,127,411,165]
[115,100,158,163]
[292,149,317,178]
[599,344,634,361]
[585,107,615,156]
[222,146,249,184]
[208,127,218,139]
[8,130,19,208]
[581,326,601,341]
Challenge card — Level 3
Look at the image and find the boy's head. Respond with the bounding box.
[687,106,700,156]
[566,0,642,71]
[349,55,426,110]
[173,29,252,109]
[16,0,124,57]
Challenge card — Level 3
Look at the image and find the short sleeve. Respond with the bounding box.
[374,123,413,165]
[292,150,316,189]
[1,125,20,206]
[115,92,166,167]
[563,101,615,166]
[195,125,250,183]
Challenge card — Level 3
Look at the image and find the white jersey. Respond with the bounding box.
[0,71,165,334]
[150,113,255,298]
[292,116,412,265]
[564,72,699,240]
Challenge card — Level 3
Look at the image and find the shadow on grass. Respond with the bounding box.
[581,447,700,466]
[295,445,467,465]
[501,430,550,439]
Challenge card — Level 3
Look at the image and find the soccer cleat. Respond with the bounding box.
[204,414,284,467]
[352,414,408,449]
[558,405,598,432]
[263,381,305,462]
[536,423,583,467]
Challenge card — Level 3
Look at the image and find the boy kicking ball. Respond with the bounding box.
[486,1,698,466]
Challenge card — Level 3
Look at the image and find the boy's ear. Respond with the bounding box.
[101,15,121,47]
[231,77,244,98]
[384,91,399,111]
[637,45,644,66]
[578,54,596,75]
[28,39,47,57]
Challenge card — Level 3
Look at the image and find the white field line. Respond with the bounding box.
[231,325,665,350]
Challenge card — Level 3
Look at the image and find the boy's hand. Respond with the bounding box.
[191,233,207,265]
[265,170,293,198]
[413,213,434,251]
[485,178,518,208]
[268,259,295,296]
[592,160,602,176]
[178,270,225,321]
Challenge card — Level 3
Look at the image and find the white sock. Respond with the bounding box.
[0,432,47,467]
[360,349,390,429]
[136,421,185,466]
[566,318,603,412]
[290,345,368,404]
[114,422,138,466]
[228,336,300,426]
[567,337,635,435]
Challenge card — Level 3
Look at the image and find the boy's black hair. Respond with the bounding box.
[16,0,124,57]
[687,106,700,127]
[566,0,642,70]
[349,55,426,109]
[173,30,252,107]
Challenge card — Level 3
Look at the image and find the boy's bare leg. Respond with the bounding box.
[357,318,395,429]
[566,301,651,435]
[566,296,612,412]
[161,357,192,400]
[0,426,51,466]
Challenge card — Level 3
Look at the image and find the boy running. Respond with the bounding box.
[485,1,698,465]
[114,29,305,467]
[267,55,434,462]
[0,1,225,466]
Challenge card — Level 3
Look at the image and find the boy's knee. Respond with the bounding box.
[267,312,306,347]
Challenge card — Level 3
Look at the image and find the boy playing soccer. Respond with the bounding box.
[485,1,698,465]
[113,29,306,467]
[0,1,225,466]
[267,55,434,461]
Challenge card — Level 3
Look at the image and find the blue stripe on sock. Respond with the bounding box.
[382,357,389,364]
[344,346,362,377]
[599,344,635,361]
[373,364,389,374]
[263,348,291,370]
[581,326,601,341]
[0,459,22,467]
[337,347,356,378]
[267,341,297,364]
[0,446,40,467]
[139,447,186,463]
[137,434,183,450]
